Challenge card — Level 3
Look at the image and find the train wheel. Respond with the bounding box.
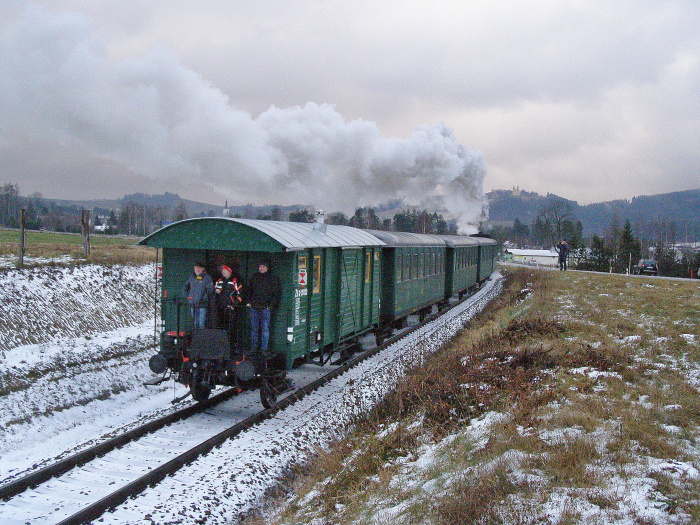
[191,383,211,402]
[260,382,278,409]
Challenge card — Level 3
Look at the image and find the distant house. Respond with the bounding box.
[504,248,559,267]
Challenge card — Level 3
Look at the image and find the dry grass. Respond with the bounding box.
[1,229,156,266]
[248,268,700,525]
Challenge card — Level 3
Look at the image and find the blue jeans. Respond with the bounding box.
[192,307,207,329]
[250,307,271,352]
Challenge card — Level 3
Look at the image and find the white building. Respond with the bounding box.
[504,248,559,267]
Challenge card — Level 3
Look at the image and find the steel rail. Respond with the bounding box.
[0,383,243,501]
[55,293,470,525]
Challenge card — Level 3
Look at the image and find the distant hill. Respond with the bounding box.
[487,188,700,236]
[51,193,306,219]
[44,187,700,238]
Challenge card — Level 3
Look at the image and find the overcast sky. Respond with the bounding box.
[1,1,698,225]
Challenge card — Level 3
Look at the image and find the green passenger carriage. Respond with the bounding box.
[140,218,385,371]
[474,236,499,281]
[437,235,481,300]
[366,230,447,328]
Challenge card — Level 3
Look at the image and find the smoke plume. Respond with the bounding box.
[1,7,487,232]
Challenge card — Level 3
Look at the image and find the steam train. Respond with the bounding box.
[140,218,498,407]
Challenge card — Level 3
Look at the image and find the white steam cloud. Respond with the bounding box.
[1,7,487,232]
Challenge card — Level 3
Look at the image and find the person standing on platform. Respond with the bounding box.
[246,259,281,359]
[183,262,214,328]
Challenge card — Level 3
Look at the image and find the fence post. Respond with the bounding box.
[18,208,26,269]
[81,209,91,257]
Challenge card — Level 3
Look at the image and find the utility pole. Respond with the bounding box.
[81,209,91,257]
[18,208,26,269]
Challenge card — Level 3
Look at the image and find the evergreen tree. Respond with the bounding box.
[579,235,613,272]
[288,209,314,223]
[326,212,348,225]
[349,207,380,229]
[617,220,642,273]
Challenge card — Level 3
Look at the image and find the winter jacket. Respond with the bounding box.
[184,273,214,308]
[215,273,244,309]
[247,271,281,309]
[556,242,570,259]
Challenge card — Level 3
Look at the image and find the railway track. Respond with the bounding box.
[0,277,501,525]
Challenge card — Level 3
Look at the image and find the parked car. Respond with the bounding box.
[632,259,658,276]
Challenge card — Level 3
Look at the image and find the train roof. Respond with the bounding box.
[470,235,498,246]
[432,234,481,247]
[139,218,385,252]
[364,230,446,247]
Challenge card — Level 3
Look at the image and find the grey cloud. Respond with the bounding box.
[1,5,487,231]
[2,0,698,211]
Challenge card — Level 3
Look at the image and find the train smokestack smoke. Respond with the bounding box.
[1,7,488,233]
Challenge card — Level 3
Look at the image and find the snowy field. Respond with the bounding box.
[0,264,177,481]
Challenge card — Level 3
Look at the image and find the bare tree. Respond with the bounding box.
[0,183,20,226]
[172,202,189,222]
[537,197,575,246]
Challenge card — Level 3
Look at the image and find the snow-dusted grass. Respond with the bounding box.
[0,264,156,352]
[255,268,700,525]
[0,264,167,481]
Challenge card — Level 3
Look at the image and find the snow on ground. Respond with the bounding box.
[0,259,502,524]
[0,254,74,270]
[0,264,156,351]
[0,322,177,481]
[0,264,170,481]
[381,410,700,525]
[100,275,505,524]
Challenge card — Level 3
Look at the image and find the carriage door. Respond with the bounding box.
[308,251,325,352]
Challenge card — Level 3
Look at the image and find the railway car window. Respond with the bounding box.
[313,255,321,293]
[298,256,307,269]
[365,251,372,282]
[404,252,411,281]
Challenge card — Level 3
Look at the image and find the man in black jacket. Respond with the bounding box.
[555,240,570,271]
[247,259,281,356]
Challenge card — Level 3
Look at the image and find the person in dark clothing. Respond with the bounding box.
[214,264,244,347]
[555,240,570,271]
[246,259,281,356]
[183,262,214,328]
